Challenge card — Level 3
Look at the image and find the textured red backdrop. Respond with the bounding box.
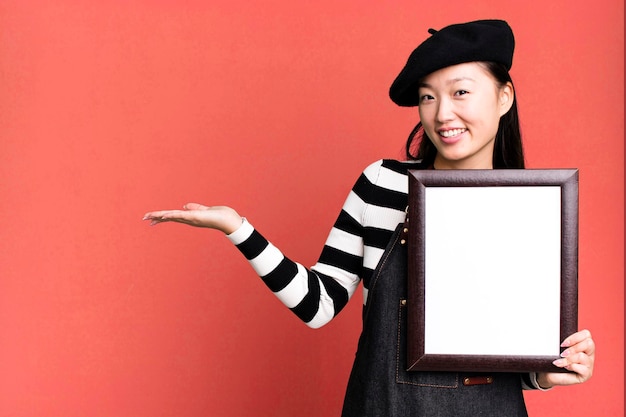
[0,1,623,416]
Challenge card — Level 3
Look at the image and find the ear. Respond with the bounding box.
[498,82,514,116]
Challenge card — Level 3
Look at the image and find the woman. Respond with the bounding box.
[144,19,594,416]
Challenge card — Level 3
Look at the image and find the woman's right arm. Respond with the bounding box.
[143,160,399,328]
[143,199,365,329]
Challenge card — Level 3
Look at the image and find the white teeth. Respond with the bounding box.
[440,128,466,138]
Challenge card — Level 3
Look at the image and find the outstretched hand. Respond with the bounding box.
[537,329,595,389]
[143,203,243,234]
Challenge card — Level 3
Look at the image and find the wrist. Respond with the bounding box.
[220,211,244,234]
[536,373,554,390]
[225,217,253,245]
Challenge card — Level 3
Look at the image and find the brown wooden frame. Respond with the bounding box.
[407,169,578,373]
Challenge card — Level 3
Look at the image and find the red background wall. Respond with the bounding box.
[0,1,622,416]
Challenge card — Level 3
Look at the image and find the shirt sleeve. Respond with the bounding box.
[521,372,551,391]
[225,168,372,329]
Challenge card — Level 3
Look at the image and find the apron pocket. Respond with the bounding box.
[395,298,459,388]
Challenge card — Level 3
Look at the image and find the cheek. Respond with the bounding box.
[486,110,503,135]
[418,108,436,130]
[468,105,501,135]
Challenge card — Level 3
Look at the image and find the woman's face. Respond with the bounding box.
[417,62,514,169]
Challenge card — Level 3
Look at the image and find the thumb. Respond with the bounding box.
[183,202,209,211]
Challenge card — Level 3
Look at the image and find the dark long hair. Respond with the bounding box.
[405,62,525,169]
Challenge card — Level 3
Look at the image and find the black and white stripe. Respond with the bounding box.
[227,159,421,328]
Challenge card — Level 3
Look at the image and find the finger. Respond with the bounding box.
[555,350,593,372]
[564,362,593,382]
[561,338,595,361]
[143,210,182,220]
[567,351,592,366]
[561,329,592,347]
[583,337,596,355]
[159,210,198,222]
[143,204,207,219]
[143,211,171,220]
[561,341,585,358]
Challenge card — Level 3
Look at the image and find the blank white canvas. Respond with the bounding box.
[423,186,562,356]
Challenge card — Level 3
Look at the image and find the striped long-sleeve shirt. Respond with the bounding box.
[226,158,546,390]
[227,159,418,328]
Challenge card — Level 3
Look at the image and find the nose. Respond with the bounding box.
[435,97,454,123]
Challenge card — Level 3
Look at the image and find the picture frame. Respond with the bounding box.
[406,169,578,373]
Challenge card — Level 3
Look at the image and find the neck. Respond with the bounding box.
[433,155,493,170]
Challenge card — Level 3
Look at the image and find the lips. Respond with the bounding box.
[438,128,467,144]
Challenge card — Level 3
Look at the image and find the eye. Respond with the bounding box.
[454,90,469,96]
[419,94,435,103]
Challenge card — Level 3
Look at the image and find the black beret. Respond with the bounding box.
[389,19,515,107]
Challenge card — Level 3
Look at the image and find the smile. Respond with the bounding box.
[439,128,467,138]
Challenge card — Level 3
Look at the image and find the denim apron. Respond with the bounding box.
[341,222,529,417]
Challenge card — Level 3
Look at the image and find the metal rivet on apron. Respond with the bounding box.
[400,239,406,245]
[463,376,494,386]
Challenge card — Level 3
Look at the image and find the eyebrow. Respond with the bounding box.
[419,77,477,88]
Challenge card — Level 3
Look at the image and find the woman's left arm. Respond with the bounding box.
[536,329,595,389]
